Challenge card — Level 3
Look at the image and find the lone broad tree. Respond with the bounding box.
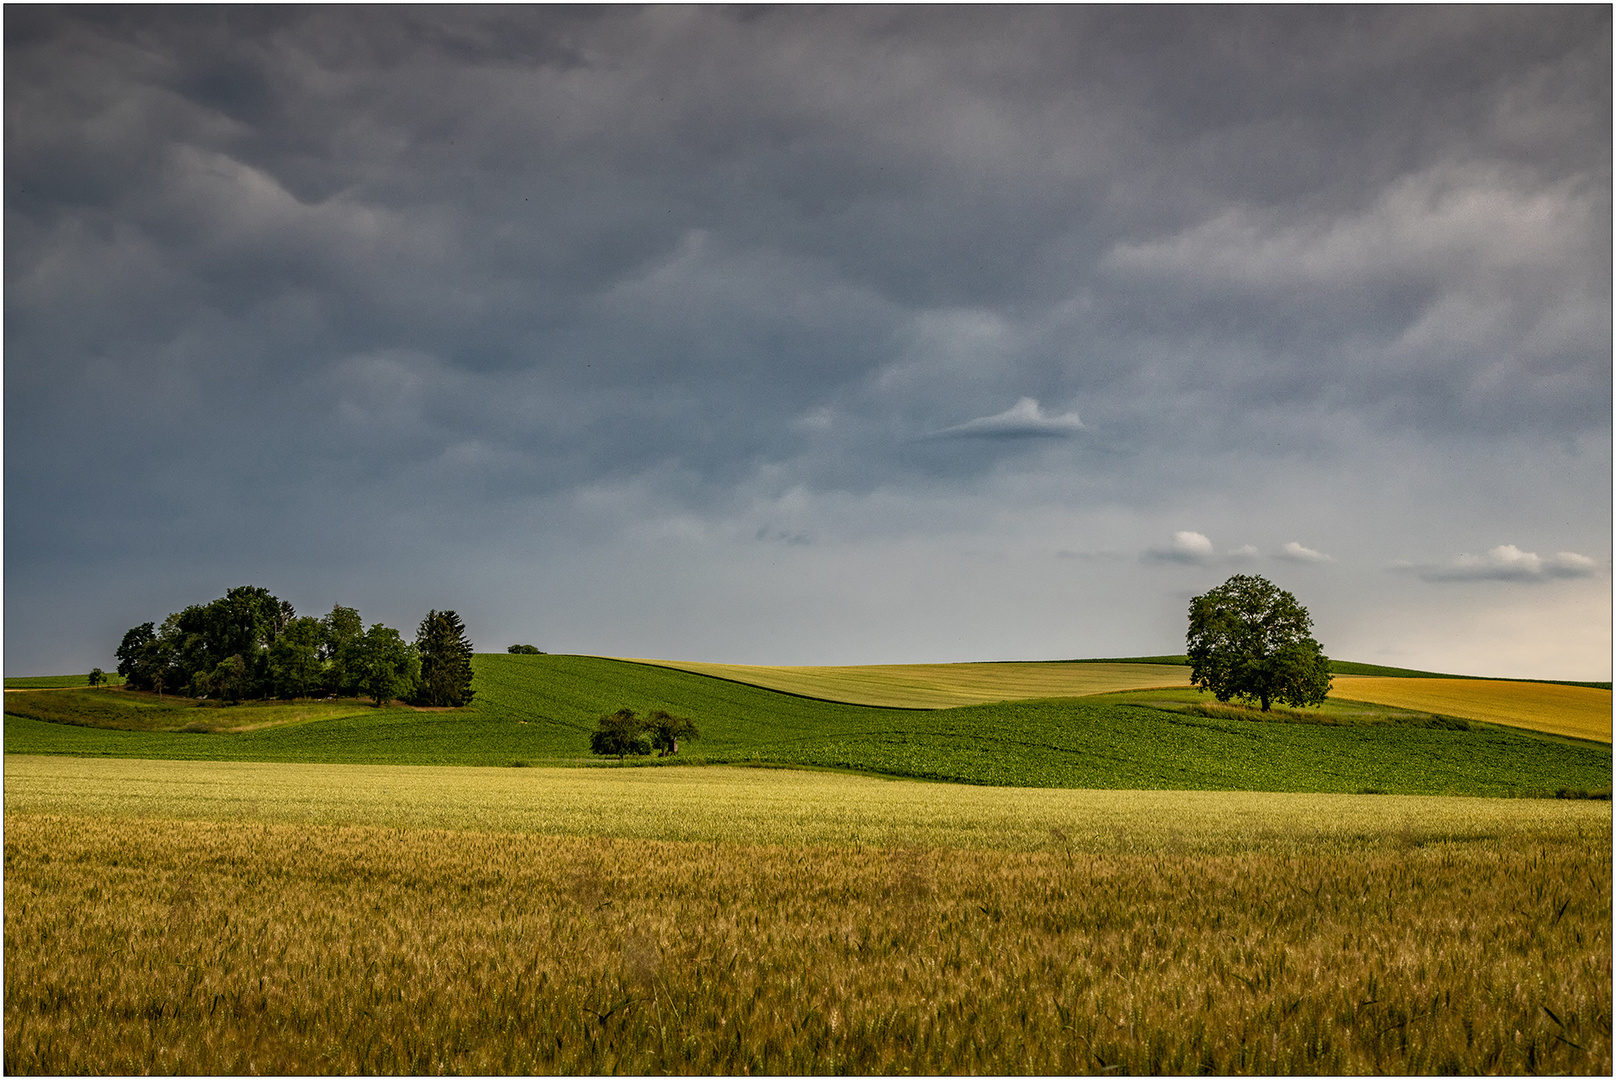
[1186,574,1332,712]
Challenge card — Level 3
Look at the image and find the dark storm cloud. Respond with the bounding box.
[5,6,1610,673]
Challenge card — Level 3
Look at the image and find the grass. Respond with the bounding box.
[5,758,1610,1075]
[0,688,381,733]
[4,673,125,689]
[5,655,1610,797]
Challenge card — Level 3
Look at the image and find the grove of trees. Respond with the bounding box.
[589,708,700,758]
[1186,574,1333,712]
[114,586,475,706]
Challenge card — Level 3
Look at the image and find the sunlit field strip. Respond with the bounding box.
[5,755,1606,853]
[5,759,1610,1074]
[619,659,1194,708]
[1334,676,1612,743]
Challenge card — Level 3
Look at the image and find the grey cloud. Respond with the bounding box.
[1414,545,1600,583]
[4,7,1610,676]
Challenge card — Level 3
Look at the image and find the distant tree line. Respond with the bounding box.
[115,586,475,707]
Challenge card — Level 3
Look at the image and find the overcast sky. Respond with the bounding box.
[6,6,1611,680]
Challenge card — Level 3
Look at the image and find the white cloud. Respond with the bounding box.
[925,397,1084,440]
[1143,530,1217,565]
[1276,541,1334,563]
[1417,544,1599,583]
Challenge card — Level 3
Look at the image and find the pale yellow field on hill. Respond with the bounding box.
[622,659,1193,708]
[625,658,1611,743]
[1331,676,1612,743]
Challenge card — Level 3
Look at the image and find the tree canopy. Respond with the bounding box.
[590,708,653,759]
[588,708,701,758]
[645,709,699,756]
[1186,574,1332,712]
[113,587,471,707]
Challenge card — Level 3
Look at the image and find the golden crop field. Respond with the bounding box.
[6,757,1610,1075]
[621,659,1193,708]
[1333,677,1612,744]
[625,657,1610,743]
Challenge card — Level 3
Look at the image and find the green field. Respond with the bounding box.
[3,672,124,689]
[5,654,1609,797]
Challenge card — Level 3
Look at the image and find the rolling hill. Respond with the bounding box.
[5,654,1609,797]
[620,656,1611,742]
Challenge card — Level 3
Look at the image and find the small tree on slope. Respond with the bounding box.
[590,709,653,759]
[1186,574,1332,712]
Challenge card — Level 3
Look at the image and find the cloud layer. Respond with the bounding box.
[4,7,1610,679]
[1417,545,1599,583]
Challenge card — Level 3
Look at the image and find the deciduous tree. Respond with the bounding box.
[269,616,325,699]
[320,604,365,697]
[357,624,420,706]
[645,709,699,756]
[590,708,652,759]
[1186,574,1332,712]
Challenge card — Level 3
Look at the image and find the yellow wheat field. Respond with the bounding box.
[1333,677,1612,743]
[622,659,1193,708]
[5,755,1606,852]
[4,757,1611,1074]
[625,657,1610,743]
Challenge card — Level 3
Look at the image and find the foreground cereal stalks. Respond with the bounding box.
[6,806,1609,1075]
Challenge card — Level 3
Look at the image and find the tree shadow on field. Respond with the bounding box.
[568,856,608,912]
[619,930,662,992]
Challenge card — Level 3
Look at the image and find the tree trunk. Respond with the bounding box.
[1260,692,1270,712]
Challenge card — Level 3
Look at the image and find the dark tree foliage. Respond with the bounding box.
[590,708,653,759]
[358,624,421,706]
[645,709,699,756]
[88,668,105,687]
[269,616,325,699]
[321,605,365,698]
[197,653,253,704]
[506,644,544,654]
[414,609,475,707]
[1187,574,1333,712]
[115,623,158,690]
[112,589,426,704]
